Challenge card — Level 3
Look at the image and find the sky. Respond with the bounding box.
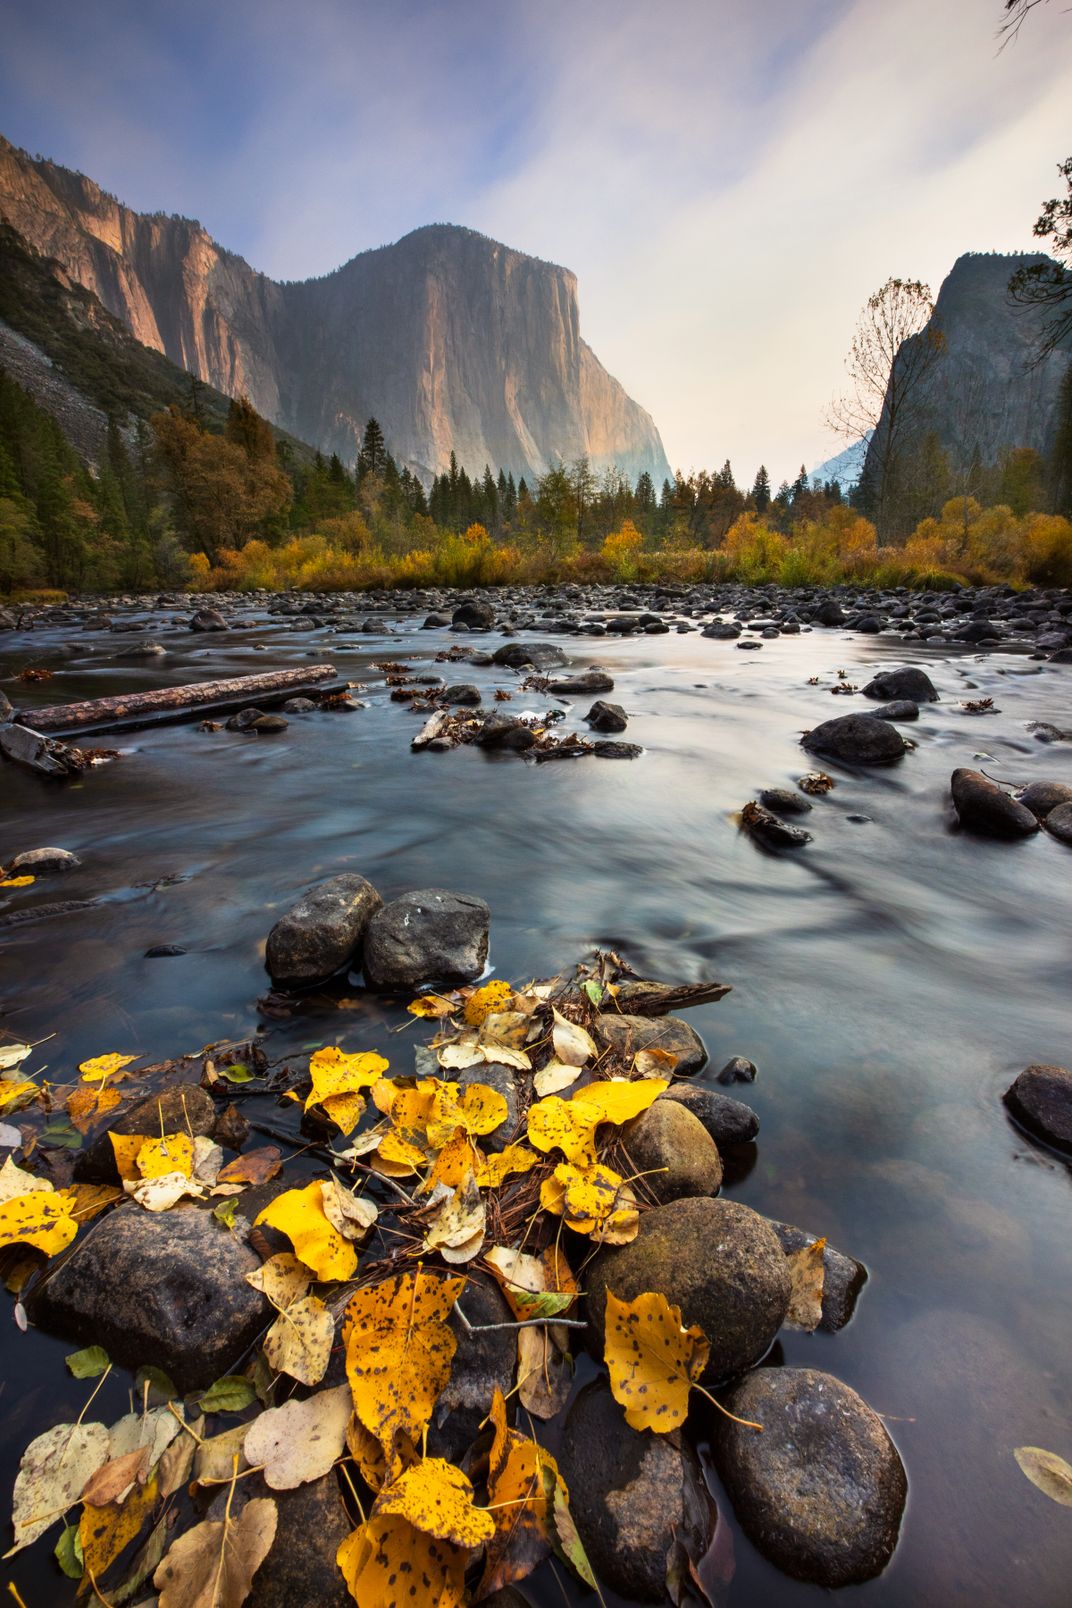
[2,0,1071,484]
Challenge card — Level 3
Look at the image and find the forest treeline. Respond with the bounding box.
[2,366,1071,598]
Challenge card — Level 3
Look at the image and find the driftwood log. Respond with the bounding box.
[18,666,340,737]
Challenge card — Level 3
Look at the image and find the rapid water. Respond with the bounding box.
[2,605,1070,1607]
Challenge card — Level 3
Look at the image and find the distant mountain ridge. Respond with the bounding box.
[0,136,672,487]
[811,436,869,490]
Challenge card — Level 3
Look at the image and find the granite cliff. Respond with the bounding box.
[0,136,671,486]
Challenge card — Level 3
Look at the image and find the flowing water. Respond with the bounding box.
[2,604,1070,1606]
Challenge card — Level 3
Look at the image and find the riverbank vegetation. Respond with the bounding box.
[3,366,1071,597]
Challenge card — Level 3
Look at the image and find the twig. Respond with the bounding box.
[453,1302,586,1334]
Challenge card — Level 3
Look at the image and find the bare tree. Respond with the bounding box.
[1008,156,1072,362]
[827,278,945,535]
[998,0,1057,47]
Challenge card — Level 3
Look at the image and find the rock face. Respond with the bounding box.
[802,713,906,765]
[265,874,382,988]
[27,1205,270,1392]
[361,888,491,990]
[595,1012,708,1075]
[558,1383,712,1603]
[950,769,1039,838]
[620,1101,722,1203]
[586,1197,790,1382]
[864,252,1072,480]
[714,1368,907,1587]
[0,138,671,486]
[1004,1063,1072,1152]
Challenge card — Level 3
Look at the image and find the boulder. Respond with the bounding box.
[247,1475,352,1608]
[1004,1063,1072,1153]
[442,683,482,705]
[717,1055,757,1084]
[281,697,317,713]
[546,670,615,693]
[621,1101,722,1203]
[758,787,811,815]
[265,874,382,988]
[27,1205,270,1392]
[861,666,938,702]
[1047,802,1072,844]
[767,1220,867,1331]
[251,714,288,734]
[558,1383,712,1603]
[8,847,81,873]
[592,740,643,758]
[1016,780,1072,819]
[429,1280,517,1463]
[950,769,1038,839]
[452,599,496,630]
[595,1012,707,1075]
[584,700,628,733]
[870,699,919,721]
[474,713,536,751]
[422,612,452,629]
[189,607,228,632]
[226,707,264,731]
[657,1084,759,1146]
[813,600,846,626]
[586,1197,790,1382]
[802,714,906,765]
[77,1082,217,1182]
[490,642,568,670]
[714,1367,907,1587]
[702,621,741,639]
[362,889,491,990]
[742,802,812,848]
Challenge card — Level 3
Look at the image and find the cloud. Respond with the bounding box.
[2,0,1070,480]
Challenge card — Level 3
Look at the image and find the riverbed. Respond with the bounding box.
[2,597,1070,1607]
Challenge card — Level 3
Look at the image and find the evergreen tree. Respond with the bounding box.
[358,418,388,479]
[751,466,771,511]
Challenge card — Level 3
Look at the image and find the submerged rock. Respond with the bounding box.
[265,873,383,988]
[586,1197,790,1382]
[27,1205,270,1392]
[802,713,906,765]
[490,642,568,670]
[861,666,938,702]
[870,699,919,721]
[547,670,615,693]
[717,1055,757,1085]
[593,740,643,758]
[1004,1063,1072,1153]
[559,1383,712,1603]
[714,1367,907,1587]
[362,888,491,990]
[950,769,1038,839]
[1016,780,1072,819]
[621,1100,722,1203]
[1046,801,1072,844]
[741,801,812,848]
[595,1012,707,1075]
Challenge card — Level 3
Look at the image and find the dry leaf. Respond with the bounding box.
[254,1181,358,1281]
[475,1143,539,1188]
[480,1389,558,1593]
[306,1047,389,1135]
[343,1269,463,1465]
[244,1252,313,1308]
[633,1046,679,1079]
[604,1289,710,1432]
[784,1237,826,1332]
[0,1156,52,1204]
[407,993,460,1020]
[79,1053,137,1084]
[154,1494,277,1608]
[533,1060,582,1097]
[68,1182,123,1223]
[374,1457,494,1547]
[337,1514,467,1608]
[517,1325,572,1421]
[243,1385,351,1490]
[551,1009,597,1068]
[320,1176,378,1242]
[217,1147,282,1186]
[193,1425,250,1487]
[5,1421,111,1555]
[263,1294,335,1387]
[158,1417,204,1498]
[423,1169,486,1262]
[80,1446,150,1508]
[1014,1446,1072,1507]
[127,1171,204,1212]
[66,1085,122,1134]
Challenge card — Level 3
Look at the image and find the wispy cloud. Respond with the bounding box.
[2,0,1070,480]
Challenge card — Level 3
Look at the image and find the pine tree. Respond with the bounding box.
[358,418,388,479]
[751,466,771,511]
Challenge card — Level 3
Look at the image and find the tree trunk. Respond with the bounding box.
[19,666,339,737]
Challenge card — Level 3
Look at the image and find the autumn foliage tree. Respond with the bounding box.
[151,405,291,562]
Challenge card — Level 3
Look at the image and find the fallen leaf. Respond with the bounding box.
[81,1446,150,1508]
[426,1082,508,1148]
[127,1170,203,1212]
[80,1471,158,1578]
[407,993,460,1020]
[371,1131,427,1177]
[551,1477,598,1590]
[5,1421,111,1555]
[192,1137,224,1185]
[425,1129,481,1193]
[193,1424,250,1486]
[154,1494,277,1608]
[1014,1446,1072,1507]
[54,1522,83,1579]
[217,1147,282,1186]
[307,1047,389,1135]
[540,1161,638,1242]
[422,1168,486,1263]
[437,1039,486,1071]
[0,1080,38,1115]
[576,1078,669,1126]
[343,1269,464,1466]
[254,1181,358,1281]
[158,1416,204,1498]
[0,1156,52,1204]
[375,1457,494,1547]
[79,1053,137,1084]
[0,875,35,888]
[337,1514,467,1608]
[243,1384,351,1490]
[784,1237,826,1332]
[604,1289,710,1432]
[263,1293,335,1387]
[484,1245,575,1321]
[551,1009,597,1068]
[244,1252,312,1308]
[68,1182,123,1223]
[198,1376,258,1415]
[0,1187,78,1256]
[136,1132,194,1180]
[107,1404,182,1473]
[66,1085,122,1134]
[0,1044,33,1072]
[66,1345,111,1379]
[633,1047,680,1079]
[517,1324,572,1420]
[475,1143,539,1188]
[480,1389,557,1592]
[464,980,515,1026]
[109,1132,150,1181]
[533,1060,583,1097]
[527,1097,600,1166]
[321,1176,378,1241]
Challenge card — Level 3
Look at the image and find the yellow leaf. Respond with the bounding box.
[80,1471,158,1576]
[343,1270,463,1465]
[372,1079,438,1143]
[603,1289,710,1433]
[479,1010,532,1049]
[527,1097,598,1166]
[337,1515,467,1608]
[463,979,515,1026]
[66,1084,122,1134]
[426,1082,508,1148]
[784,1237,827,1332]
[255,1181,358,1281]
[480,1388,558,1592]
[245,1252,313,1308]
[475,1143,539,1189]
[574,1078,669,1125]
[0,875,35,888]
[263,1293,335,1386]
[136,1133,194,1180]
[425,1130,481,1193]
[0,1079,38,1115]
[306,1048,388,1135]
[68,1182,123,1223]
[371,1131,427,1177]
[422,1169,485,1264]
[374,1457,494,1547]
[0,1188,78,1256]
[109,1132,150,1181]
[407,993,460,1019]
[633,1046,679,1078]
[1014,1447,1072,1507]
[540,1163,638,1243]
[79,1053,137,1084]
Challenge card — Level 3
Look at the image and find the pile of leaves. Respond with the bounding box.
[3,956,833,1607]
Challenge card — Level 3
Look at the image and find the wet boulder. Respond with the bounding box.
[77,1082,216,1182]
[8,846,81,873]
[586,1197,790,1382]
[714,1367,907,1587]
[189,607,228,632]
[813,600,846,626]
[27,1204,270,1392]
[1004,1063,1072,1153]
[593,740,643,758]
[741,802,812,848]
[595,1012,707,1075]
[266,873,383,988]
[1046,802,1072,844]
[702,621,741,639]
[442,683,482,705]
[758,787,811,815]
[362,888,490,990]
[717,1055,757,1084]
[1016,780,1072,819]
[657,1084,759,1146]
[870,699,919,721]
[251,713,288,734]
[491,642,568,670]
[950,769,1038,839]
[801,714,906,765]
[861,666,938,702]
[584,700,628,733]
[620,1100,722,1203]
[452,599,496,630]
[768,1220,867,1331]
[546,670,615,693]
[558,1383,712,1603]
[247,1474,352,1608]
[474,713,536,751]
[429,1279,516,1464]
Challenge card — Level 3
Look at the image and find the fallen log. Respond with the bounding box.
[17,666,340,738]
